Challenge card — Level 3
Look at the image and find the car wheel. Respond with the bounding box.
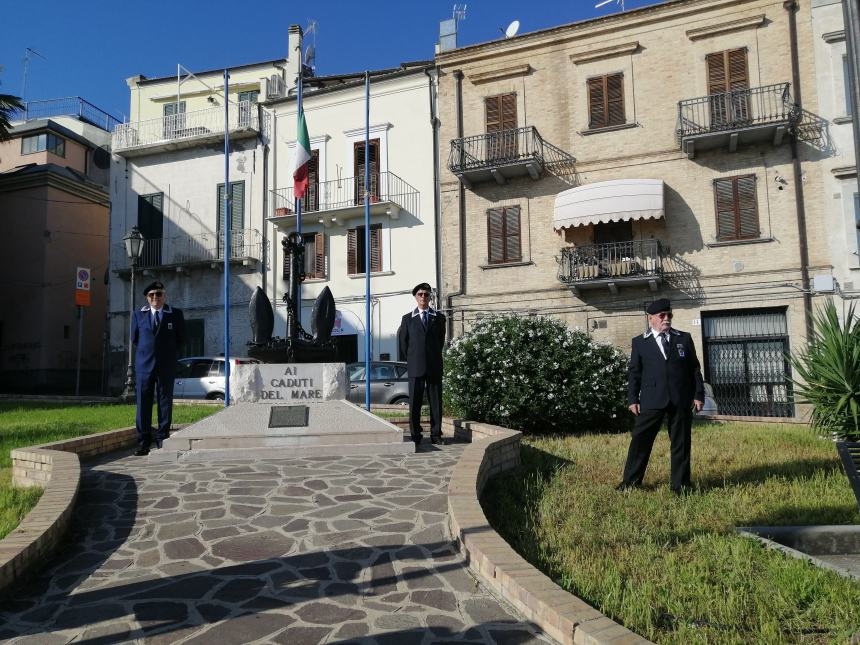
[391,396,409,406]
[207,392,225,401]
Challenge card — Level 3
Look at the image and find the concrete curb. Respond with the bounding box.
[446,418,653,645]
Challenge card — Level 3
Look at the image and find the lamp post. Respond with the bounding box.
[121,227,145,401]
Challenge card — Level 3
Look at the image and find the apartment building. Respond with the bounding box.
[436,0,832,418]
[0,98,117,393]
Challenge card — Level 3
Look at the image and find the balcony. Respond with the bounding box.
[112,228,264,275]
[12,97,121,132]
[677,83,799,158]
[448,126,576,187]
[112,102,260,156]
[269,171,419,228]
[558,240,665,296]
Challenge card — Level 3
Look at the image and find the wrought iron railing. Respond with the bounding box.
[12,97,121,132]
[271,171,420,219]
[112,101,258,151]
[448,126,575,176]
[111,228,263,271]
[558,240,664,284]
[677,83,798,141]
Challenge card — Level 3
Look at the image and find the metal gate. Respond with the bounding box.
[702,308,794,417]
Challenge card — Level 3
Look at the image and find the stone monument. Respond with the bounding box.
[152,232,412,462]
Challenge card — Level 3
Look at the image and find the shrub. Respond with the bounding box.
[790,300,860,441]
[443,315,629,433]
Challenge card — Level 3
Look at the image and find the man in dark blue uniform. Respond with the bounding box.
[398,283,446,448]
[131,281,185,456]
[619,298,704,493]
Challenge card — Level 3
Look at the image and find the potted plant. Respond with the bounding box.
[274,206,292,216]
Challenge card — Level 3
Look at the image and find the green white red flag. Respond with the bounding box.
[292,108,311,199]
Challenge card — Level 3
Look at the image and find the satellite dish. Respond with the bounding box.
[92,146,111,170]
[304,45,315,66]
[505,20,520,38]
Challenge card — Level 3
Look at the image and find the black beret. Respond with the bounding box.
[646,298,671,315]
[412,282,432,296]
[142,281,165,296]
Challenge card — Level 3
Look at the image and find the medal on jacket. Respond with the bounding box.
[676,343,685,357]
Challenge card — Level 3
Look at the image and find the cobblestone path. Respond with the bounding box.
[0,443,551,644]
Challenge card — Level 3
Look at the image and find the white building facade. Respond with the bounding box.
[265,63,439,363]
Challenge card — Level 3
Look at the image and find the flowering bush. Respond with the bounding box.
[443,315,629,434]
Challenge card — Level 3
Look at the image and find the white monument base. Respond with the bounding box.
[152,363,413,462]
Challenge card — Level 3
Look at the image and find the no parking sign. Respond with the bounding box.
[75,267,91,307]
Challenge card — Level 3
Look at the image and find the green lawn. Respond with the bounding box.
[0,402,218,540]
[482,422,860,645]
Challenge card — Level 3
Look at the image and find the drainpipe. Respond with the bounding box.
[446,69,466,341]
[259,102,268,293]
[424,66,443,318]
[844,0,860,197]
[784,0,814,340]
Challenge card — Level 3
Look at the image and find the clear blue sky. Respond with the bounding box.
[1,0,659,122]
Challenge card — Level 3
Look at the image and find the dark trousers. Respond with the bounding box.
[136,368,175,449]
[408,376,442,442]
[621,404,692,490]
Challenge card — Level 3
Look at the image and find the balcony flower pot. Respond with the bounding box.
[274,207,292,217]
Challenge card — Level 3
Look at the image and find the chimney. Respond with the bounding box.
[286,25,304,92]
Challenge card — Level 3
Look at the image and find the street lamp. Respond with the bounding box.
[121,227,145,401]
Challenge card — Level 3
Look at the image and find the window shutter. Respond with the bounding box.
[714,178,737,240]
[706,52,728,95]
[347,228,357,274]
[607,74,625,126]
[307,149,319,211]
[231,181,244,232]
[727,49,749,91]
[354,139,380,203]
[283,247,290,281]
[588,78,605,129]
[487,208,505,264]
[314,232,325,278]
[735,176,759,238]
[370,225,382,272]
[500,93,517,130]
[504,207,522,262]
[485,96,501,133]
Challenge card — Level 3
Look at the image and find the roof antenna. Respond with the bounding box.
[22,47,47,103]
[500,20,520,38]
[595,0,625,12]
[304,19,317,74]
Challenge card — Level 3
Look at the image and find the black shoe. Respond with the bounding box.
[430,437,444,445]
[615,482,639,491]
[134,448,150,457]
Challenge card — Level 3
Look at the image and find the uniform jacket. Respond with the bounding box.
[397,308,446,381]
[131,304,185,376]
[627,327,704,409]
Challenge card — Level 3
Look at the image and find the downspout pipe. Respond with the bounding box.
[425,67,443,317]
[843,0,860,197]
[784,0,814,340]
[446,70,466,341]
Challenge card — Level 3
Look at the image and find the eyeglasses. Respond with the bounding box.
[653,312,672,319]
[147,291,164,298]
[415,292,431,298]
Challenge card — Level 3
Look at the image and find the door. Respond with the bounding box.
[353,139,380,205]
[181,320,204,358]
[347,363,366,403]
[138,193,164,267]
[706,49,749,128]
[368,363,399,404]
[163,101,186,139]
[485,93,517,161]
[237,90,259,127]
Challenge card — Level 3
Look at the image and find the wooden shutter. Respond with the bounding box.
[369,225,382,273]
[307,149,320,211]
[714,175,759,241]
[487,208,505,264]
[485,93,517,131]
[587,78,606,129]
[314,232,325,278]
[504,206,522,262]
[707,49,749,125]
[347,228,357,274]
[354,139,380,203]
[588,74,625,129]
[706,52,728,95]
[282,245,290,281]
[606,74,625,126]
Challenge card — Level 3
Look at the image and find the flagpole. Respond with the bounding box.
[295,74,303,316]
[364,71,371,411]
[223,69,231,407]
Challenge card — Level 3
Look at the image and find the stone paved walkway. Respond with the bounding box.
[0,442,552,644]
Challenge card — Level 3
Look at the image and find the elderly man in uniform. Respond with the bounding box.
[131,281,185,456]
[618,298,704,493]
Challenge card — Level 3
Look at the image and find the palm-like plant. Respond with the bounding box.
[790,299,860,441]
[0,92,24,141]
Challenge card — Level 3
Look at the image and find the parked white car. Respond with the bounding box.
[174,356,261,400]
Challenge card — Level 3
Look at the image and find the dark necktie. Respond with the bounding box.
[660,332,669,358]
[154,311,161,332]
[421,310,428,329]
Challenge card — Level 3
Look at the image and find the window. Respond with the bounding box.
[237,91,259,127]
[370,363,397,380]
[706,48,750,125]
[713,175,759,241]
[353,140,380,205]
[189,359,214,378]
[237,90,260,104]
[347,224,382,274]
[163,101,186,138]
[138,193,164,266]
[485,93,517,159]
[21,132,65,157]
[845,56,854,116]
[283,232,325,281]
[487,206,522,264]
[587,73,625,129]
[181,320,204,358]
[306,149,320,211]
[217,181,245,258]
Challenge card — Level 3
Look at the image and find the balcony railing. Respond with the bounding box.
[558,240,664,292]
[271,171,419,220]
[448,126,576,186]
[112,101,259,152]
[12,97,121,132]
[677,83,798,144]
[112,228,263,272]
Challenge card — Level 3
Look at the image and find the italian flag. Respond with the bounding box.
[292,108,311,200]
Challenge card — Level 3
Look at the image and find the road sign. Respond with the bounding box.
[75,267,91,307]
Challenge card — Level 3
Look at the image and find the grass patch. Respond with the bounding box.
[482,422,860,644]
[0,402,218,540]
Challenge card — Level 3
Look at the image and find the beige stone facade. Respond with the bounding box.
[436,0,833,418]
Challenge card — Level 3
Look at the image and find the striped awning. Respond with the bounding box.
[553,179,665,230]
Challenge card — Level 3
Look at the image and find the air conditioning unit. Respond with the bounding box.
[267,74,286,99]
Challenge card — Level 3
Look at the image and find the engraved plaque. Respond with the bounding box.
[268,405,309,428]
